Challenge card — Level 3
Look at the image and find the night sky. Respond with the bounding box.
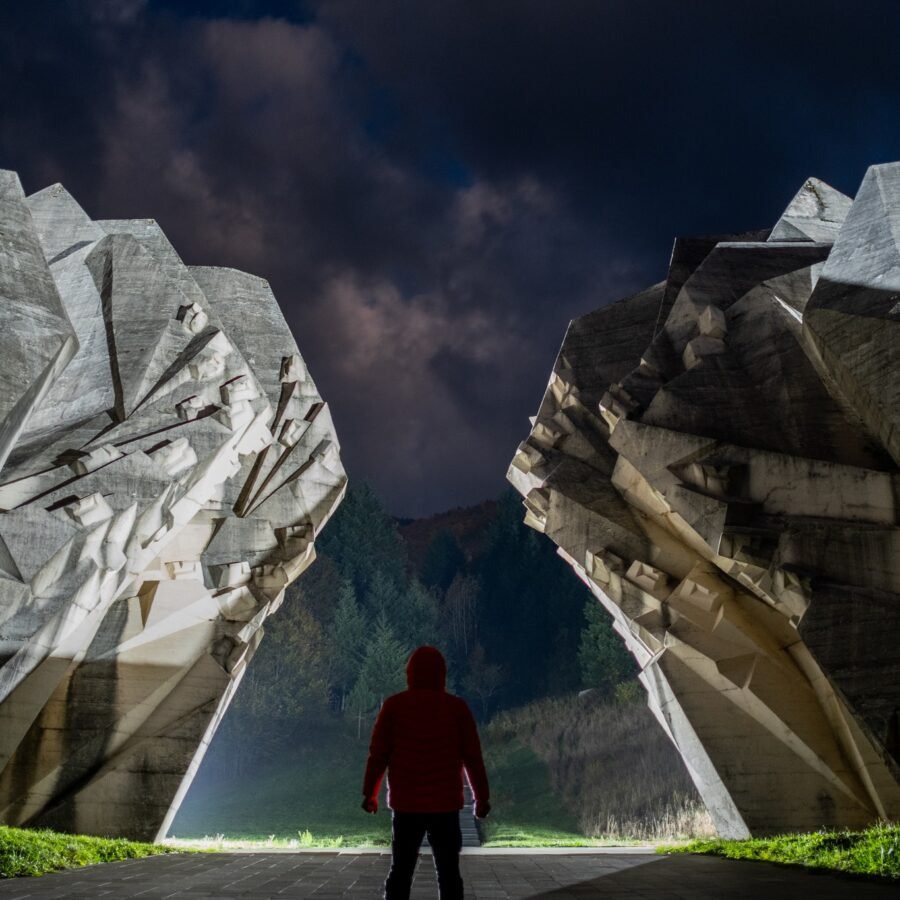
[3,1,900,516]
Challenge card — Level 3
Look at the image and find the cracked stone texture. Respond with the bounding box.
[0,172,347,841]
[508,163,900,837]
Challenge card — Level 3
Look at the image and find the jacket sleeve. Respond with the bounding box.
[459,700,490,804]
[362,700,393,801]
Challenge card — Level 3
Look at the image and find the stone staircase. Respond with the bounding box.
[459,781,481,847]
[421,781,481,849]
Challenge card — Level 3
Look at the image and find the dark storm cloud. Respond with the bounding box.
[2,1,900,514]
[319,0,900,238]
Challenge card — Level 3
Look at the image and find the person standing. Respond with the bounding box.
[362,645,491,900]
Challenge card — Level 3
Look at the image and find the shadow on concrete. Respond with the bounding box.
[520,855,900,899]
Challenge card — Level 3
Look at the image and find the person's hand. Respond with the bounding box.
[361,797,378,814]
[475,801,491,819]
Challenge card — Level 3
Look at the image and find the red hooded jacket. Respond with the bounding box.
[362,646,490,813]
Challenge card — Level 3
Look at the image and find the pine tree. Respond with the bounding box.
[231,596,328,721]
[421,530,466,592]
[317,483,407,595]
[578,599,636,695]
[286,554,343,630]
[395,579,439,648]
[346,675,378,740]
[368,568,403,620]
[358,614,408,705]
[477,490,586,706]
[463,643,503,720]
[327,581,368,707]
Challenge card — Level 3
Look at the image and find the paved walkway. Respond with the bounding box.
[0,850,896,899]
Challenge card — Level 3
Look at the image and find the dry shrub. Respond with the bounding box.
[487,690,715,841]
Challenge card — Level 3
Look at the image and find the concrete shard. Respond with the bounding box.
[85,233,200,421]
[805,164,900,466]
[26,183,105,262]
[0,169,347,841]
[509,164,900,838]
[0,172,78,474]
[769,177,853,243]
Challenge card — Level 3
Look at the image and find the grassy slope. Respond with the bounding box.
[481,731,603,846]
[0,825,171,878]
[172,717,392,844]
[174,709,589,845]
[484,692,711,840]
[174,691,705,846]
[665,824,900,881]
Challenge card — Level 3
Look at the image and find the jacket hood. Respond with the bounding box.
[406,645,446,690]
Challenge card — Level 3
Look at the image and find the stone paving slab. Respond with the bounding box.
[0,851,897,899]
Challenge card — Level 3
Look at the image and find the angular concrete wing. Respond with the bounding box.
[0,174,347,841]
[509,163,900,837]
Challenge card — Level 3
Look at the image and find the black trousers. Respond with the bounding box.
[384,810,463,900]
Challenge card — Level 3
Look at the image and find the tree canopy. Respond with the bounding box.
[205,483,636,779]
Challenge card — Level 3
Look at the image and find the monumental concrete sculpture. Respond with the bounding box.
[509,163,900,837]
[0,171,347,841]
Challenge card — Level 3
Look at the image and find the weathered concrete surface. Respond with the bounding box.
[509,163,900,837]
[0,174,347,841]
[0,851,895,899]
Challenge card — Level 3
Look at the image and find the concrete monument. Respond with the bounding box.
[509,164,900,837]
[0,171,347,840]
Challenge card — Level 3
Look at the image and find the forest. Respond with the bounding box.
[208,485,634,760]
[174,485,703,843]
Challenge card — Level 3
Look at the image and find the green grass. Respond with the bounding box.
[0,825,173,878]
[171,716,392,845]
[481,826,627,848]
[479,736,604,847]
[174,712,603,847]
[662,823,900,880]
[166,831,357,850]
[175,723,591,847]
[173,699,672,848]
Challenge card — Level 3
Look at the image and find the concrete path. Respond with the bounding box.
[0,850,896,899]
